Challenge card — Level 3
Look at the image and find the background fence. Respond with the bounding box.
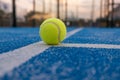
[0,0,120,27]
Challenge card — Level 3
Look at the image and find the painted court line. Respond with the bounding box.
[0,28,82,76]
[66,28,82,38]
[55,43,120,49]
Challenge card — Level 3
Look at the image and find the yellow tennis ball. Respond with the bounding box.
[39,18,66,45]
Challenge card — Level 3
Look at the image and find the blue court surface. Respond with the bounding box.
[0,27,120,80]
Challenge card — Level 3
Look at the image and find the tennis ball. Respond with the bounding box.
[39,18,66,45]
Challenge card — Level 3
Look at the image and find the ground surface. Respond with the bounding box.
[0,27,120,80]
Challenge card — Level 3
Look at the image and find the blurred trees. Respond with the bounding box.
[24,11,52,27]
[0,9,12,27]
[0,9,5,17]
[0,9,4,26]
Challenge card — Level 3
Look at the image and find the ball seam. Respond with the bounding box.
[41,22,61,43]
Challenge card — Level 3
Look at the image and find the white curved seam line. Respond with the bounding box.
[42,22,61,42]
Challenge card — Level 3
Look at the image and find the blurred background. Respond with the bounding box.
[0,0,120,27]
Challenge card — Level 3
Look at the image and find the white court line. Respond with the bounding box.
[55,43,120,49]
[0,28,83,76]
[66,28,82,38]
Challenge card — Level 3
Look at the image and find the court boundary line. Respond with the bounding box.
[55,43,120,49]
[0,28,83,76]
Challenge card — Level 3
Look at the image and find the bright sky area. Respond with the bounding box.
[1,0,120,20]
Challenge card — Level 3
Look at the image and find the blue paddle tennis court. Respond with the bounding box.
[0,27,120,80]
